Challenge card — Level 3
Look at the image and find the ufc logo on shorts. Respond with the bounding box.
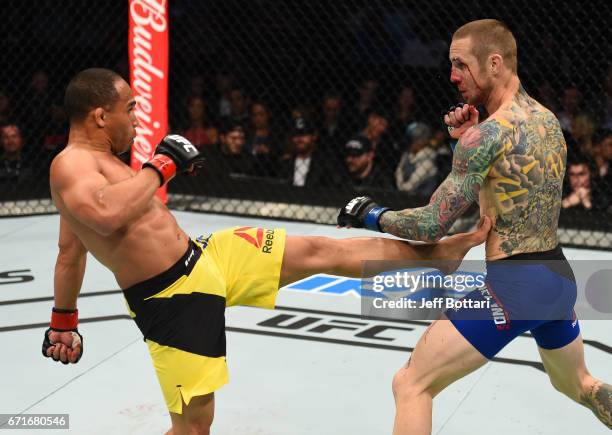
[167,135,198,153]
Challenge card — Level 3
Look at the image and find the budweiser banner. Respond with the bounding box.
[128,0,169,201]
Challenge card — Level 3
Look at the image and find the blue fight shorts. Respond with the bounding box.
[445,245,580,359]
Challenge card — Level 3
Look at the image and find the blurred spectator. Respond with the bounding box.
[41,103,68,159]
[222,87,250,126]
[349,78,380,131]
[536,80,560,114]
[388,84,418,154]
[204,120,253,177]
[189,75,206,99]
[600,65,612,130]
[0,124,30,181]
[318,91,350,163]
[22,70,54,147]
[594,130,612,200]
[182,96,218,149]
[278,117,330,187]
[393,85,417,127]
[361,106,397,175]
[246,101,279,156]
[214,70,235,118]
[570,113,596,158]
[562,157,604,211]
[343,135,393,189]
[395,122,439,196]
[557,85,583,132]
[0,90,14,126]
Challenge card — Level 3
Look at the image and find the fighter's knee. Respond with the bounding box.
[548,373,590,403]
[392,367,429,402]
[184,420,211,435]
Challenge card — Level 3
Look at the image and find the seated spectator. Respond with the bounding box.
[278,117,332,187]
[182,96,218,149]
[594,129,612,198]
[594,129,612,176]
[343,135,393,190]
[395,122,439,196]
[570,112,597,158]
[246,101,279,156]
[598,65,612,130]
[204,121,253,177]
[214,70,235,119]
[361,106,398,174]
[557,85,583,133]
[0,124,31,181]
[221,87,250,126]
[388,84,417,143]
[348,78,380,131]
[41,102,68,159]
[562,156,606,211]
[318,92,351,163]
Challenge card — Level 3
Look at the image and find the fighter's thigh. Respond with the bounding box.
[538,334,589,399]
[170,393,215,435]
[394,317,488,397]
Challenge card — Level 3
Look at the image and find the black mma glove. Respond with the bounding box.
[42,307,83,364]
[337,196,390,232]
[143,134,205,186]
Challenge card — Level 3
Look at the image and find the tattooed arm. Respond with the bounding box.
[379,120,507,242]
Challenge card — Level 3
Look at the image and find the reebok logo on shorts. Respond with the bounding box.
[233,227,275,254]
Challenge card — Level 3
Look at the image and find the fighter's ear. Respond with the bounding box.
[93,107,106,128]
[489,53,503,75]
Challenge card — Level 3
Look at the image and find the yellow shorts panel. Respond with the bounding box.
[123,226,286,414]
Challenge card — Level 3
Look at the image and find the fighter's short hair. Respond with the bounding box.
[64,68,123,122]
[453,19,518,73]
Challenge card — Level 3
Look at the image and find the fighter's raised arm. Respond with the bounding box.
[338,118,509,242]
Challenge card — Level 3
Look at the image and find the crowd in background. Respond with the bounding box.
[1,66,612,213]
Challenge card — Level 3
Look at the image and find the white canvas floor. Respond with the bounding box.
[0,212,610,434]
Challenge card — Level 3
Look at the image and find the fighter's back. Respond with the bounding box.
[482,89,567,259]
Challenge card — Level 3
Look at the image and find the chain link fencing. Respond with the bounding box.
[1,0,611,249]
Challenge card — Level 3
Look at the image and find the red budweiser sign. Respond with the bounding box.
[128,0,169,200]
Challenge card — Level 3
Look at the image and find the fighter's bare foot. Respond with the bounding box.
[433,216,492,274]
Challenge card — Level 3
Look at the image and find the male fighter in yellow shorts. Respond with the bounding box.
[41,68,490,434]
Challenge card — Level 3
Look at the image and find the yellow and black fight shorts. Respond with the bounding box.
[122,226,286,414]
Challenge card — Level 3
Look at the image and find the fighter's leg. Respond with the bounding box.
[538,335,611,429]
[166,393,215,435]
[279,216,490,286]
[391,317,488,435]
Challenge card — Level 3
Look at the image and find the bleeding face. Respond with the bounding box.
[449,37,491,105]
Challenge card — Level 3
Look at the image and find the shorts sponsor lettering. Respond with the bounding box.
[233,227,275,254]
[262,229,274,254]
[478,285,510,329]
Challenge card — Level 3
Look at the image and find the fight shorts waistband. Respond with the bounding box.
[487,244,575,283]
[122,239,201,306]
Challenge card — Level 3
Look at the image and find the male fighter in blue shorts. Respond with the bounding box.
[338,19,611,434]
